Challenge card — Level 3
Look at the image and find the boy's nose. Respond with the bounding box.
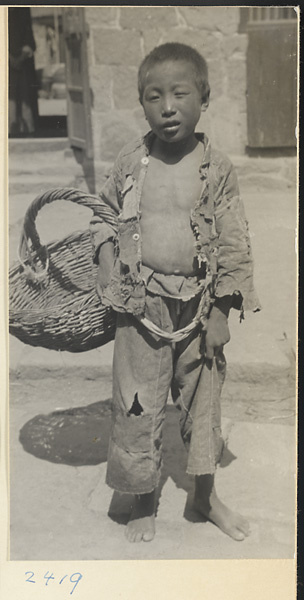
[161,95,176,117]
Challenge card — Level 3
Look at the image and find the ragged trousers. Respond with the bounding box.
[106,291,226,494]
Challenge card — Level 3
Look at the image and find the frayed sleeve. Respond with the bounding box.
[213,157,261,313]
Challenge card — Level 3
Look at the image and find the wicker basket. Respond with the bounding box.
[9,188,118,352]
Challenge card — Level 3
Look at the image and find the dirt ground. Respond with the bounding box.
[9,369,296,561]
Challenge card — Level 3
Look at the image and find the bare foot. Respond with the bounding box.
[194,475,250,541]
[125,492,156,543]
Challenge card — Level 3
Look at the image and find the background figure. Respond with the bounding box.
[9,7,39,136]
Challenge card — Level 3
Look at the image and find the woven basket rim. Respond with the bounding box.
[9,188,118,352]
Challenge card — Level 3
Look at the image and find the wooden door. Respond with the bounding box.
[62,7,93,158]
[244,7,297,148]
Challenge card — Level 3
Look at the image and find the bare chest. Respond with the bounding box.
[140,158,203,215]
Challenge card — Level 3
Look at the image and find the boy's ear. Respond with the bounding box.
[201,91,210,112]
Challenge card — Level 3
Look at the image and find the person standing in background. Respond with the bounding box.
[9,7,39,136]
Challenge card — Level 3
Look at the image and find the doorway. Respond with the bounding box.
[9,6,67,138]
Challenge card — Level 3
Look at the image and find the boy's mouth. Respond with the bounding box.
[162,121,180,132]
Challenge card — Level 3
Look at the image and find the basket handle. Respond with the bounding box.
[18,187,118,280]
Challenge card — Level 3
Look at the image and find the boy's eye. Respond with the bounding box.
[175,91,188,97]
[145,92,160,101]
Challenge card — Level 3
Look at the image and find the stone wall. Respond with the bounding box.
[85,6,248,185]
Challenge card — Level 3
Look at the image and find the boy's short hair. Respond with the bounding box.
[138,42,210,104]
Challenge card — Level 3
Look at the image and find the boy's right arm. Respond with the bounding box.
[96,240,115,297]
[90,158,123,298]
[90,168,121,260]
[90,156,123,298]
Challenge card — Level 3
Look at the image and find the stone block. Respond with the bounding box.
[200,98,245,154]
[133,106,150,136]
[208,59,225,100]
[178,6,240,35]
[119,7,178,30]
[99,112,141,162]
[238,172,296,192]
[161,29,221,61]
[142,30,163,56]
[93,29,142,67]
[223,33,248,59]
[112,66,139,110]
[234,157,296,191]
[227,58,247,101]
[235,109,248,151]
[85,7,118,28]
[89,66,113,112]
[196,110,213,142]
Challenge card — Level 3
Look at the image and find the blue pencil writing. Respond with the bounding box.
[25,571,36,584]
[70,573,83,595]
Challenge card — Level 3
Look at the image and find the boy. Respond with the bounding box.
[90,43,260,544]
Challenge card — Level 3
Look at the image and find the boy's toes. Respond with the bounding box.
[125,528,141,543]
[227,526,246,541]
[236,514,250,537]
[242,521,251,537]
[125,519,155,543]
[227,518,250,541]
[134,531,144,543]
[143,528,155,542]
[125,526,136,543]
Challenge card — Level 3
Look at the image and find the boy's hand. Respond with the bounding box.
[205,296,232,360]
[96,240,115,298]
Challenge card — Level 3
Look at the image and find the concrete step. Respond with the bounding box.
[9,152,74,173]
[9,165,74,177]
[8,141,89,196]
[9,137,69,154]
[9,176,78,196]
[8,149,84,195]
[8,141,297,191]
[232,155,297,190]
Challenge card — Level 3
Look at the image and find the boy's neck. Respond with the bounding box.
[152,133,199,164]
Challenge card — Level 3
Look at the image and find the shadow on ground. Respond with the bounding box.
[19,399,112,466]
[19,400,238,527]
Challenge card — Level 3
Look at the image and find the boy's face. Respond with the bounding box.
[141,59,207,145]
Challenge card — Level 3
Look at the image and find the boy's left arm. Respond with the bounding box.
[205,156,261,359]
[205,295,232,359]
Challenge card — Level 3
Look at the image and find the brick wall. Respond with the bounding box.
[85,6,248,184]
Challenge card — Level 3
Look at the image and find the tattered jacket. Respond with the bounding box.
[90,131,261,318]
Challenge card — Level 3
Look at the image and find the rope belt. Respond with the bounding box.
[138,313,200,343]
[136,284,212,343]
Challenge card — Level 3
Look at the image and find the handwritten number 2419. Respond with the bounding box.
[25,571,82,595]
